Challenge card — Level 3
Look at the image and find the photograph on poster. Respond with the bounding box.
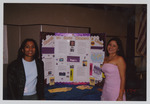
[59,72,66,76]
[70,65,74,68]
[67,56,80,62]
[48,71,52,75]
[70,47,74,52]
[82,60,87,66]
[90,77,95,86]
[59,58,64,62]
[49,77,55,86]
[70,40,75,46]
[91,64,103,82]
[93,65,102,76]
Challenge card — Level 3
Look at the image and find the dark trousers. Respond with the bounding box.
[23,94,38,100]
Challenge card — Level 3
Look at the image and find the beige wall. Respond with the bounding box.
[4,4,129,35]
[4,4,131,63]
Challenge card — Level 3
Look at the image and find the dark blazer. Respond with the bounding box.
[7,58,44,100]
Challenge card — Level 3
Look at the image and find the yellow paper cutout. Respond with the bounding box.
[49,77,55,86]
[70,68,74,81]
[102,72,105,78]
[90,77,95,86]
[91,41,95,46]
[48,87,72,93]
[76,85,93,90]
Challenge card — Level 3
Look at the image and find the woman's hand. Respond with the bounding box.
[116,97,123,101]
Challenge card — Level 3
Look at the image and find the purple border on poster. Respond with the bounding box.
[91,46,103,50]
[55,33,90,36]
[67,56,80,62]
[42,47,54,54]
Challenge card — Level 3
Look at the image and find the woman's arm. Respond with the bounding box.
[7,63,17,100]
[116,56,126,101]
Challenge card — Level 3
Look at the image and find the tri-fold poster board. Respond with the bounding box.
[40,32,105,84]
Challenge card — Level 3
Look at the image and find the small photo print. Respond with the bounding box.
[70,48,74,52]
[83,60,87,66]
[70,41,75,46]
[59,58,64,62]
[90,77,95,86]
[93,66,102,75]
[50,78,54,82]
[59,72,66,76]
[48,71,52,75]
[91,41,95,46]
[70,65,74,68]
[49,77,55,86]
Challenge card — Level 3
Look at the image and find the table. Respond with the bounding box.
[44,83,102,100]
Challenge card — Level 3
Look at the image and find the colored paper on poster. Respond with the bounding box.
[102,72,105,78]
[90,36,104,46]
[91,46,103,50]
[91,52,104,63]
[90,63,93,75]
[42,47,54,54]
[70,69,74,81]
[76,85,93,90]
[90,77,95,86]
[67,56,80,62]
[42,36,54,46]
[49,77,55,86]
[55,33,90,36]
[48,87,72,93]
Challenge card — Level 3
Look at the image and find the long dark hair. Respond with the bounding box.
[106,37,125,58]
[17,38,39,60]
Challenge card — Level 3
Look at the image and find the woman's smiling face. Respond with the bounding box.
[107,40,119,55]
[22,41,36,58]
